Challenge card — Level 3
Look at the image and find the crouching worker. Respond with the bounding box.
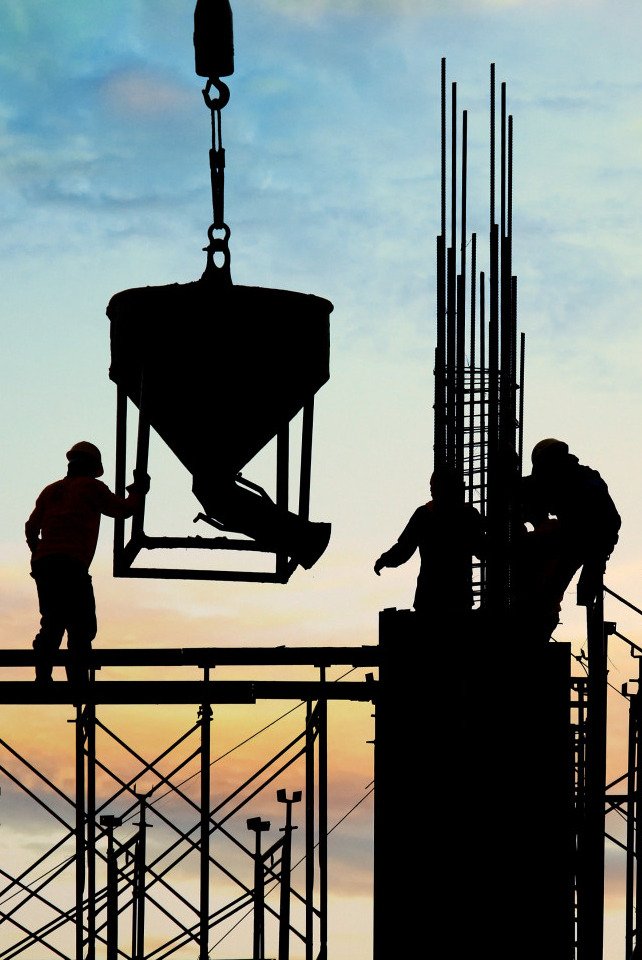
[25,441,150,685]
[515,438,621,643]
[374,465,483,624]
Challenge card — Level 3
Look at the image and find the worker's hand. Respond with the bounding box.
[131,469,151,495]
[374,558,384,576]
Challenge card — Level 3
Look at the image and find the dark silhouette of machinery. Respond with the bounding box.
[108,278,332,576]
[107,0,333,583]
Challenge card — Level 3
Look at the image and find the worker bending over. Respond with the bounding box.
[516,438,621,641]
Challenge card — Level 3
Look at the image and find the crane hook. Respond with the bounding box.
[202,77,230,111]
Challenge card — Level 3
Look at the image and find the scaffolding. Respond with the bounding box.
[0,647,377,959]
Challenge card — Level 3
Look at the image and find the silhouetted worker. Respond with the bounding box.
[25,441,150,685]
[516,438,621,641]
[374,465,483,618]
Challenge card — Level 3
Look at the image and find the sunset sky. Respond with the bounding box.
[1,0,642,956]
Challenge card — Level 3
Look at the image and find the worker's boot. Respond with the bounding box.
[65,658,90,686]
[34,663,53,685]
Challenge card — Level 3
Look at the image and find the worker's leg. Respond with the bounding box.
[513,523,581,643]
[31,556,69,683]
[65,567,97,685]
[543,553,582,630]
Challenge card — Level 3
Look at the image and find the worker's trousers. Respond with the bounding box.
[31,554,97,684]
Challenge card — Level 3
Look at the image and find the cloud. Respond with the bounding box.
[259,0,520,17]
[100,67,192,118]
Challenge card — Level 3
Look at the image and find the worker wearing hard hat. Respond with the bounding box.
[516,438,621,641]
[25,441,150,685]
[374,464,484,618]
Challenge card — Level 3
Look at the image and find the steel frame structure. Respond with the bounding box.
[433,60,626,960]
[434,59,525,612]
[0,647,378,960]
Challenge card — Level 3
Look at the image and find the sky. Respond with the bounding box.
[2,0,642,957]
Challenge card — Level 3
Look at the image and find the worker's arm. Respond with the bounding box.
[374,509,421,574]
[469,505,485,560]
[94,472,151,520]
[520,475,550,528]
[25,503,42,553]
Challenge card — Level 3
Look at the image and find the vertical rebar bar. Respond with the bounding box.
[511,274,518,439]
[441,58,446,239]
[500,82,506,243]
[446,244,456,463]
[435,234,447,462]
[434,57,447,465]
[461,109,467,280]
[486,59,503,611]
[490,63,495,229]
[449,79,457,467]
[487,294,500,607]
[509,114,517,429]
[480,271,486,523]
[498,76,514,610]
[456,271,465,472]
[451,81,457,266]
[507,112,516,431]
[456,109,468,475]
[468,232,477,502]
[489,58,497,475]
[499,82,510,451]
[479,269,487,601]
[518,331,525,473]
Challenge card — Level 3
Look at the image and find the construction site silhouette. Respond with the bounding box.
[1,6,639,960]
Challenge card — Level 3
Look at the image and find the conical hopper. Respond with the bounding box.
[108,277,332,483]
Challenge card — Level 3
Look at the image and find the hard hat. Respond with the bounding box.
[66,441,104,477]
[531,438,568,467]
[430,464,464,499]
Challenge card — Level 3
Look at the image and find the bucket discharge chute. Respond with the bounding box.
[108,276,333,581]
